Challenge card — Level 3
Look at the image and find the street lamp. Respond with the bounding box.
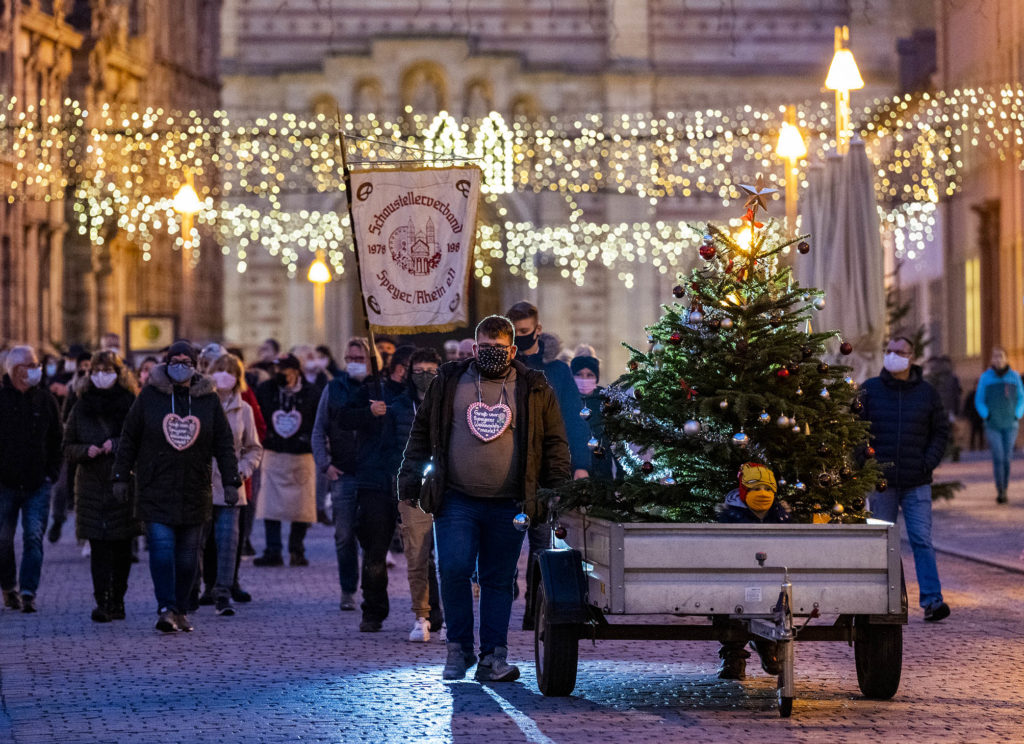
[776,106,807,237]
[825,25,864,155]
[172,170,202,247]
[307,251,331,343]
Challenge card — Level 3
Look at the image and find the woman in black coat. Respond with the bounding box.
[64,351,140,622]
[112,341,240,633]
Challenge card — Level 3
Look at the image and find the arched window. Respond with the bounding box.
[310,93,339,121]
[473,112,512,194]
[400,62,447,117]
[510,94,541,122]
[352,78,382,116]
[463,78,493,120]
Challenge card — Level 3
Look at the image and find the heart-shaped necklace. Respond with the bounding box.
[162,390,200,451]
[466,370,513,443]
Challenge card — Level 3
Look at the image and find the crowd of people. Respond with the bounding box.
[1,310,1019,680]
[0,300,614,681]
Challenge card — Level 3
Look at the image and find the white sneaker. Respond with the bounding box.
[81,542,91,558]
[438,624,447,642]
[386,552,398,568]
[409,617,430,642]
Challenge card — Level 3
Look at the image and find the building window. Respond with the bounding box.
[965,257,981,357]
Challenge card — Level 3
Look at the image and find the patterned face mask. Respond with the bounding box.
[475,345,512,378]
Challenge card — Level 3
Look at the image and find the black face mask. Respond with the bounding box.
[514,330,537,354]
[993,365,1010,375]
[411,370,437,396]
[476,346,512,378]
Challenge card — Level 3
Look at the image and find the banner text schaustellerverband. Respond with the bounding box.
[367,191,463,236]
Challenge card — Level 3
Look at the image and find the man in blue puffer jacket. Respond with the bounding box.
[974,346,1024,504]
[861,336,951,623]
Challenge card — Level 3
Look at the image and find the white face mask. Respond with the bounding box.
[45,363,58,377]
[303,361,319,374]
[883,352,911,374]
[211,371,237,391]
[90,371,118,389]
[346,362,367,381]
[25,367,43,386]
[64,359,77,374]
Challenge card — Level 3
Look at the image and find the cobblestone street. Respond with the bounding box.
[1,456,1023,744]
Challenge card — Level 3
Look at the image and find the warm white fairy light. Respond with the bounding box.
[4,86,1024,282]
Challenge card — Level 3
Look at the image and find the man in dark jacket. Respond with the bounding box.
[398,315,571,682]
[112,341,240,632]
[861,336,951,622]
[341,346,415,632]
[0,346,63,613]
[506,301,590,629]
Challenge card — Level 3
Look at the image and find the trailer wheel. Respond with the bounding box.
[854,619,902,699]
[534,582,579,696]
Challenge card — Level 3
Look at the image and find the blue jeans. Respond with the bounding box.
[331,475,359,594]
[0,483,51,596]
[985,425,1018,492]
[146,522,203,613]
[434,490,525,655]
[868,485,943,609]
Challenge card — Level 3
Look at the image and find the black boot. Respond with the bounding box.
[717,642,749,680]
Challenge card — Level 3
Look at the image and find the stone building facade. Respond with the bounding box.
[1,0,224,354]
[220,0,932,370]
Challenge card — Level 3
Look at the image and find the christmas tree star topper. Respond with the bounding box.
[739,174,778,212]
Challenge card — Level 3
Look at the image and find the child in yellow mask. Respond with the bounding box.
[718,462,790,523]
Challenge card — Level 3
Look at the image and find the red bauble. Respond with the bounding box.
[865,446,876,459]
[672,285,685,299]
[554,525,568,540]
[699,244,716,260]
[640,461,655,475]
[776,368,790,379]
[797,241,810,255]
[840,341,853,355]
[876,478,888,492]
[669,332,682,345]
[628,360,639,371]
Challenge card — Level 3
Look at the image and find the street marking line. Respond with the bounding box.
[479,685,558,744]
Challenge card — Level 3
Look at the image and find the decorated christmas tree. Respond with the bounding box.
[557,177,882,524]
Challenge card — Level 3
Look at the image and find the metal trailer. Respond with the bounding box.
[532,512,907,717]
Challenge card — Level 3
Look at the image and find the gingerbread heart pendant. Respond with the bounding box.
[272,409,303,439]
[466,402,512,442]
[162,413,201,451]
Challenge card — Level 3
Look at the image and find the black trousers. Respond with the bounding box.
[89,538,133,608]
[356,489,398,623]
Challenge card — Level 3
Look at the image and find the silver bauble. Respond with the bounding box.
[758,411,771,425]
[844,376,856,388]
[652,342,665,354]
[513,513,531,532]
[587,437,599,451]
[777,415,791,428]
[720,316,734,330]
[778,478,788,487]
[683,420,701,436]
[663,476,677,485]
[703,233,713,244]
[719,399,729,410]
[832,503,845,515]
[580,406,592,420]
[819,387,830,399]
[689,310,704,323]
[795,388,803,396]
[731,431,749,448]
[794,481,807,493]
[791,424,801,433]
[812,297,826,311]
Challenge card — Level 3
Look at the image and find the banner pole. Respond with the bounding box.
[336,120,384,399]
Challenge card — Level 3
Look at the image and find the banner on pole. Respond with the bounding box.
[348,165,481,334]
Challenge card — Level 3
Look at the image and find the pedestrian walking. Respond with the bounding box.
[0,346,63,613]
[860,336,951,622]
[253,354,319,567]
[62,350,140,622]
[200,353,262,616]
[112,341,240,632]
[344,345,416,632]
[311,337,378,611]
[228,346,266,569]
[398,315,571,681]
[974,346,1024,503]
[570,353,615,481]
[390,348,444,641]
[506,301,590,629]
[292,345,332,525]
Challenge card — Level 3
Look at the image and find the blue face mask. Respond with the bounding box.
[167,362,194,384]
